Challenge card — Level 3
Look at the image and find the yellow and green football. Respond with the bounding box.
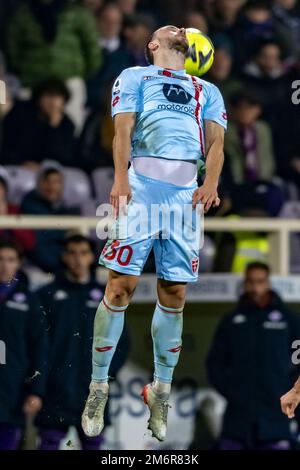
[185,28,214,77]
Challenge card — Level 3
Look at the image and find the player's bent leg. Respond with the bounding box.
[154,280,186,386]
[82,270,139,437]
[105,269,138,306]
[157,279,186,308]
[142,280,186,441]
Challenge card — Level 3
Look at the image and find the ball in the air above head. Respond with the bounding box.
[185,28,214,77]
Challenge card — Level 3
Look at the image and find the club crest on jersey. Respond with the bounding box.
[192,81,202,93]
[191,257,199,273]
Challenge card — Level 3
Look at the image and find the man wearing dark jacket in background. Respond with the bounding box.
[0,241,48,450]
[206,262,300,450]
[1,79,75,168]
[21,161,80,273]
[36,234,129,450]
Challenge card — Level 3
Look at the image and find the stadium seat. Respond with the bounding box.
[4,165,37,205]
[63,167,92,208]
[80,198,98,216]
[92,167,115,205]
[65,77,88,135]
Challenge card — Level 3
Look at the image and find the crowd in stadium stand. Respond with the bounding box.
[0,0,300,451]
[0,0,300,274]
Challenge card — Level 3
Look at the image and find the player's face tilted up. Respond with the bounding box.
[150,25,189,55]
[82,24,226,443]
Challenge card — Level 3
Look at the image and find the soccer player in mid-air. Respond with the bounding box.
[82,25,227,441]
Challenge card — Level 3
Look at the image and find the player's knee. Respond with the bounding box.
[106,277,136,305]
[158,281,186,308]
[171,288,186,306]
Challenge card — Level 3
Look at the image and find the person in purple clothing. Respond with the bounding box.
[0,241,48,450]
[206,262,300,450]
[36,235,129,450]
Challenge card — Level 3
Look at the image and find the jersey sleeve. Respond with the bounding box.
[203,83,227,130]
[111,68,141,117]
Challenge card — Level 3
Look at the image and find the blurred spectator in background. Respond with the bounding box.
[97,3,124,53]
[276,51,300,182]
[242,40,289,166]
[209,0,243,33]
[6,0,101,132]
[1,78,74,169]
[20,161,80,273]
[272,0,300,56]
[136,0,183,25]
[0,55,9,159]
[6,0,101,88]
[225,91,275,186]
[0,52,14,119]
[116,0,138,16]
[213,181,285,272]
[0,0,18,51]
[207,0,243,73]
[0,173,35,255]
[183,10,209,33]
[87,2,135,109]
[229,0,292,73]
[36,234,129,450]
[0,51,18,156]
[122,13,155,66]
[83,0,104,15]
[0,241,48,450]
[206,37,242,105]
[206,262,300,450]
[79,84,114,172]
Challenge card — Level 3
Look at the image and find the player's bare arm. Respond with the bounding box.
[110,112,136,217]
[192,120,224,212]
[280,376,300,419]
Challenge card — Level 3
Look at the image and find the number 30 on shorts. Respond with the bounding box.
[103,240,133,266]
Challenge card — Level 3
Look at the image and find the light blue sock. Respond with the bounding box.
[92,296,127,383]
[151,302,184,384]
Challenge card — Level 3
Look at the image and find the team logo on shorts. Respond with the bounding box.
[191,257,199,273]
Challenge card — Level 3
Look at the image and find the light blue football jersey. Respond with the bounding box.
[111,64,227,162]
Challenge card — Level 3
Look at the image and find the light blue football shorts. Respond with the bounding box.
[99,167,202,282]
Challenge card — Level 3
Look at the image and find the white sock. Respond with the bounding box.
[91,381,109,393]
[153,379,171,395]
